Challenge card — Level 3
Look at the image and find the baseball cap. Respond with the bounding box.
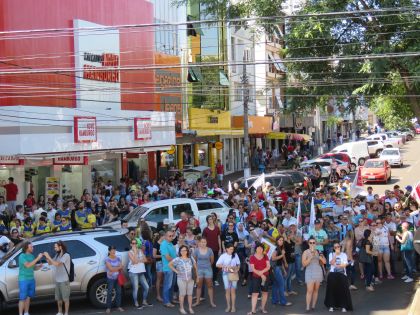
[315,219,321,224]
[344,176,350,180]
[405,185,413,191]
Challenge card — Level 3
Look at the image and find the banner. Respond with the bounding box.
[350,167,365,198]
[134,117,152,141]
[411,181,420,203]
[251,173,266,189]
[0,155,24,165]
[309,197,316,228]
[296,197,302,227]
[74,116,97,143]
[53,156,88,165]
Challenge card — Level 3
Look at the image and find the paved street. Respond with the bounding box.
[25,270,416,315]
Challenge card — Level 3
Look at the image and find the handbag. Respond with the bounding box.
[117,272,127,286]
[358,247,372,264]
[227,257,239,282]
[401,234,414,251]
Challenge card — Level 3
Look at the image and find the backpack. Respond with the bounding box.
[63,253,75,282]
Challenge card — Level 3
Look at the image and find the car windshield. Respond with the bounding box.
[0,241,24,266]
[364,161,384,168]
[381,150,398,156]
[123,206,149,222]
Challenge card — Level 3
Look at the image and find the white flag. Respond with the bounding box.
[228,180,233,192]
[245,179,249,188]
[251,173,265,189]
[296,197,302,227]
[350,167,365,198]
[309,197,316,228]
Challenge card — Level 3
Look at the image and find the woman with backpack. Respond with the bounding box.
[44,241,72,315]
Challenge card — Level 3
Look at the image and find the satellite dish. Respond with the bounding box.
[414,228,420,255]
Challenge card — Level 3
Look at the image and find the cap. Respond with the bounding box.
[315,219,321,224]
[11,227,18,233]
[405,185,413,191]
[344,176,350,180]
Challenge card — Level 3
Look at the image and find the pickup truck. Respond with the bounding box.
[366,133,402,148]
[103,198,231,231]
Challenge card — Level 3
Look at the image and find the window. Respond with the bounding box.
[207,201,224,210]
[144,206,169,223]
[31,242,55,264]
[234,83,243,102]
[172,203,193,220]
[95,235,131,252]
[231,37,236,73]
[197,202,211,211]
[65,240,96,259]
[367,141,377,146]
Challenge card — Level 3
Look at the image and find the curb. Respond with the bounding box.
[408,282,420,315]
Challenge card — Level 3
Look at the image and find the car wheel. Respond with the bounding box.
[0,294,5,313]
[358,158,366,166]
[350,163,357,172]
[88,277,115,308]
[375,149,382,157]
[407,135,413,141]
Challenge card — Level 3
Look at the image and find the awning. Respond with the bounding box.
[268,53,287,72]
[187,67,203,82]
[195,129,244,137]
[267,132,311,141]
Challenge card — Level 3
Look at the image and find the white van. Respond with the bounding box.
[330,141,370,166]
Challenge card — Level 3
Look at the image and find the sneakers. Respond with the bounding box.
[342,308,347,313]
[329,307,334,312]
[56,313,63,315]
[404,277,414,283]
[366,285,375,292]
[387,275,395,280]
[349,285,358,290]
[401,275,409,280]
[214,281,220,286]
[143,301,154,307]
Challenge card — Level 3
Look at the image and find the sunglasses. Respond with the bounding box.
[131,242,137,245]
[309,242,316,245]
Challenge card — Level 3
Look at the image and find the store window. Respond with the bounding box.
[160,152,176,168]
[224,139,232,172]
[91,159,117,187]
[183,145,193,167]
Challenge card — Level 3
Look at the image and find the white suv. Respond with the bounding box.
[0,229,131,311]
[367,140,384,157]
[379,148,403,167]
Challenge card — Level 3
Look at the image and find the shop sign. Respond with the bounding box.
[74,116,97,143]
[53,156,88,165]
[134,117,152,140]
[167,145,176,155]
[0,155,24,165]
[45,177,60,199]
[214,141,223,150]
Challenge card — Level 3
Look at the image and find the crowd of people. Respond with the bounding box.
[0,172,419,314]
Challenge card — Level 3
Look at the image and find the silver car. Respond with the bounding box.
[0,229,130,311]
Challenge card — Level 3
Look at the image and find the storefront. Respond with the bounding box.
[0,106,176,204]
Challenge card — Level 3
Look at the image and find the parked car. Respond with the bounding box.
[415,124,420,134]
[330,141,370,166]
[105,198,230,231]
[299,165,330,184]
[366,140,384,157]
[366,133,402,148]
[386,131,406,145]
[316,152,355,172]
[300,158,350,177]
[239,173,296,191]
[379,148,403,167]
[396,128,414,141]
[361,159,391,184]
[0,229,131,311]
[270,170,311,189]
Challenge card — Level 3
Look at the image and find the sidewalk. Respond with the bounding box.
[408,281,420,315]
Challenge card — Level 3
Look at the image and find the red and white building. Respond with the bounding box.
[0,0,177,203]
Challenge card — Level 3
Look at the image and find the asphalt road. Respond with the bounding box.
[365,136,420,192]
[25,269,416,315]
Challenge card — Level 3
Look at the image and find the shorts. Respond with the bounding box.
[377,245,390,254]
[19,279,35,300]
[250,276,269,293]
[55,281,71,301]
[222,273,238,290]
[197,268,213,279]
[217,174,223,181]
[156,260,163,273]
[177,279,194,296]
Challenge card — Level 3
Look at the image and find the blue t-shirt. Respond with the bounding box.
[105,256,121,280]
[160,240,176,272]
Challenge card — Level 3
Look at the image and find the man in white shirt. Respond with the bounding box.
[366,187,375,203]
[146,180,159,194]
[282,210,298,228]
[384,191,398,207]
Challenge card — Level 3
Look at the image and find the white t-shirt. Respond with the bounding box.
[0,204,8,215]
[329,252,348,275]
[373,226,389,246]
[0,235,11,259]
[146,185,159,194]
[282,216,298,228]
[409,210,420,227]
[216,253,240,273]
[128,249,146,273]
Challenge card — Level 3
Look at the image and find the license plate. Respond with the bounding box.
[368,176,375,179]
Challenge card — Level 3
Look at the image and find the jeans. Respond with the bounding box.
[212,250,219,282]
[286,263,296,292]
[402,250,415,279]
[163,270,175,304]
[272,266,287,305]
[294,254,303,283]
[106,278,121,309]
[145,263,153,287]
[363,262,373,287]
[346,263,356,285]
[128,272,149,305]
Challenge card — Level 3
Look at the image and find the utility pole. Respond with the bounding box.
[242,51,251,178]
